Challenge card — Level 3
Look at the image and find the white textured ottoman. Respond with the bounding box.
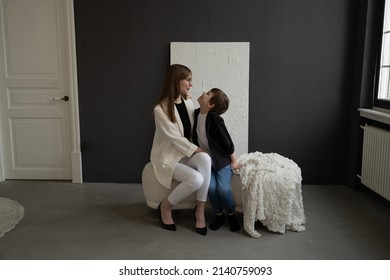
[142,162,243,212]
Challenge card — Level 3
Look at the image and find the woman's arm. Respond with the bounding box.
[154,105,198,157]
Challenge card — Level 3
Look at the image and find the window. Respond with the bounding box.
[376,0,390,109]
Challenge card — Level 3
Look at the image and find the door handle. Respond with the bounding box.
[53,96,69,101]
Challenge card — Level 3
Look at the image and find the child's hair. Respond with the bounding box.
[210,88,229,115]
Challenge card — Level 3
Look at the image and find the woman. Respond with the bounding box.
[150,64,211,235]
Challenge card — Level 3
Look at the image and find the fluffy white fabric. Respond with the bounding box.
[236,152,306,238]
[0,197,24,238]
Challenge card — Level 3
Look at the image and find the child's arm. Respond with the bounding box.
[230,152,242,171]
[210,114,241,170]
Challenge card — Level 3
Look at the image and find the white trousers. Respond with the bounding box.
[168,152,211,205]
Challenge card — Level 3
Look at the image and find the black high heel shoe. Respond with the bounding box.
[158,203,176,231]
[195,226,207,235]
[194,206,207,236]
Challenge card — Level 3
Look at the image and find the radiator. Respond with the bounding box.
[361,125,390,201]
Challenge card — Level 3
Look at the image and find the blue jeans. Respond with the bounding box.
[208,164,235,214]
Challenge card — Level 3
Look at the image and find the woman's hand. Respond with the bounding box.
[181,93,192,100]
[194,147,208,154]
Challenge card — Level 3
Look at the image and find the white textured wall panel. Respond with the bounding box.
[171,42,250,156]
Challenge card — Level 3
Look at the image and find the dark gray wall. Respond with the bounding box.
[347,0,384,189]
[74,0,360,184]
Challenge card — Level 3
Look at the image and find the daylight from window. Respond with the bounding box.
[378,0,390,100]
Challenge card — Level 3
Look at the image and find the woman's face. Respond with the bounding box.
[179,75,192,95]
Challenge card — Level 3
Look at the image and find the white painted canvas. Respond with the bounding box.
[171,42,250,156]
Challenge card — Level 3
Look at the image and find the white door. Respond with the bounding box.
[0,0,72,180]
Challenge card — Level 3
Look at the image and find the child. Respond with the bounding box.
[192,88,241,232]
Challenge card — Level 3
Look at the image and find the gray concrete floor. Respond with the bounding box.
[0,181,389,260]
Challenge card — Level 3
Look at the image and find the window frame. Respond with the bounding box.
[374,0,390,110]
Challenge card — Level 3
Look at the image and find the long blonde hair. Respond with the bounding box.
[157,64,192,123]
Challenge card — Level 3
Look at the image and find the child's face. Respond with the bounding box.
[197,90,215,109]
